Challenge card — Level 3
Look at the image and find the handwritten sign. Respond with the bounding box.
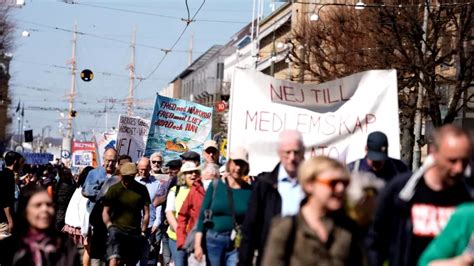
[116,115,150,162]
[145,94,213,162]
[228,69,400,176]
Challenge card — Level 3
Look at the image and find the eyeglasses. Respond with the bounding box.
[316,178,350,189]
[151,161,163,165]
[104,159,117,165]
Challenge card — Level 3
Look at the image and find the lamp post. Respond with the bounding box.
[412,0,430,170]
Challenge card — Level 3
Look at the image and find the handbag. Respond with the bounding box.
[183,178,220,253]
[224,178,243,248]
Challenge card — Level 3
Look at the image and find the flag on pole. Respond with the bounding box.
[15,101,20,113]
[21,103,24,117]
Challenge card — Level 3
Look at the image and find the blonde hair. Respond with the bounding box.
[298,156,349,188]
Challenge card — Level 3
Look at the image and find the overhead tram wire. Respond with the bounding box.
[69,1,247,24]
[13,19,195,53]
[12,59,172,81]
[134,0,206,91]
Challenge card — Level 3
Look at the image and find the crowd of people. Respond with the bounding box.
[0,124,473,266]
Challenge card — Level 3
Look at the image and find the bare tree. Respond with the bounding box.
[0,7,13,56]
[290,1,473,166]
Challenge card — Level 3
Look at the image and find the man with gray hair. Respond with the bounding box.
[150,152,164,176]
[239,130,305,266]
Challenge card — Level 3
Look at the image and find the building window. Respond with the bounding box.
[216,63,224,80]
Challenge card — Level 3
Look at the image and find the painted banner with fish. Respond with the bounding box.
[144,94,213,162]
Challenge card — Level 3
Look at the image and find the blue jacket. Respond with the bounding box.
[82,167,110,211]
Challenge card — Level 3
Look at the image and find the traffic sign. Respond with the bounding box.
[216,101,227,112]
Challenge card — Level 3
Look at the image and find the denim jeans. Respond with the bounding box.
[168,238,188,266]
[205,230,238,266]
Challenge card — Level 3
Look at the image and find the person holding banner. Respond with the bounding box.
[239,130,305,266]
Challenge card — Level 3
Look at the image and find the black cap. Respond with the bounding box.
[179,151,200,162]
[367,131,389,161]
[165,159,182,169]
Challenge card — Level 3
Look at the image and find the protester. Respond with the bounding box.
[102,162,151,266]
[203,140,220,165]
[42,165,58,198]
[0,151,24,240]
[82,147,118,264]
[63,166,94,266]
[180,151,201,166]
[348,131,409,183]
[0,185,80,265]
[118,154,132,167]
[54,166,76,230]
[262,156,365,266]
[150,152,164,176]
[194,147,252,266]
[166,161,200,266]
[176,163,219,251]
[367,124,473,266]
[158,159,182,266]
[239,130,305,265]
[135,157,162,266]
[418,203,474,266]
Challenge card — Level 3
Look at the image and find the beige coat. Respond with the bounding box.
[262,212,366,266]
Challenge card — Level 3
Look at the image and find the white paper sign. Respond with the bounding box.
[228,69,400,176]
[116,115,150,162]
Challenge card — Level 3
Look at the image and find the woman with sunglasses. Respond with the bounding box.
[262,156,366,266]
[194,147,252,266]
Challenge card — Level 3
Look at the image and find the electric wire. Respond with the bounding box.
[134,0,206,91]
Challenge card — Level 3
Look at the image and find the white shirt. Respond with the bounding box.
[277,164,305,216]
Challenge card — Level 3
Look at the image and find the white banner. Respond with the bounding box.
[228,69,400,176]
[116,115,150,162]
[94,131,117,166]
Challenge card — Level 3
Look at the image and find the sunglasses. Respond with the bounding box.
[185,170,200,175]
[151,161,163,165]
[316,178,350,189]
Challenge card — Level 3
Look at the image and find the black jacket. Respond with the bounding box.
[367,172,473,266]
[239,164,282,266]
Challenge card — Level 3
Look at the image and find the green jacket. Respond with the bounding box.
[418,203,474,266]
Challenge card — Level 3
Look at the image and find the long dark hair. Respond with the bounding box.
[15,185,56,236]
[77,166,94,188]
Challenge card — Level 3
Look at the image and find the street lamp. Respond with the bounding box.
[309,1,368,21]
[355,1,366,10]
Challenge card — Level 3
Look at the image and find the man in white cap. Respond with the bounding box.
[202,140,220,166]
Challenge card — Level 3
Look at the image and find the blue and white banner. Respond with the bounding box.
[23,152,54,165]
[145,94,213,162]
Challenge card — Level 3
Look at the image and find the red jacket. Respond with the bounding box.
[176,179,206,248]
